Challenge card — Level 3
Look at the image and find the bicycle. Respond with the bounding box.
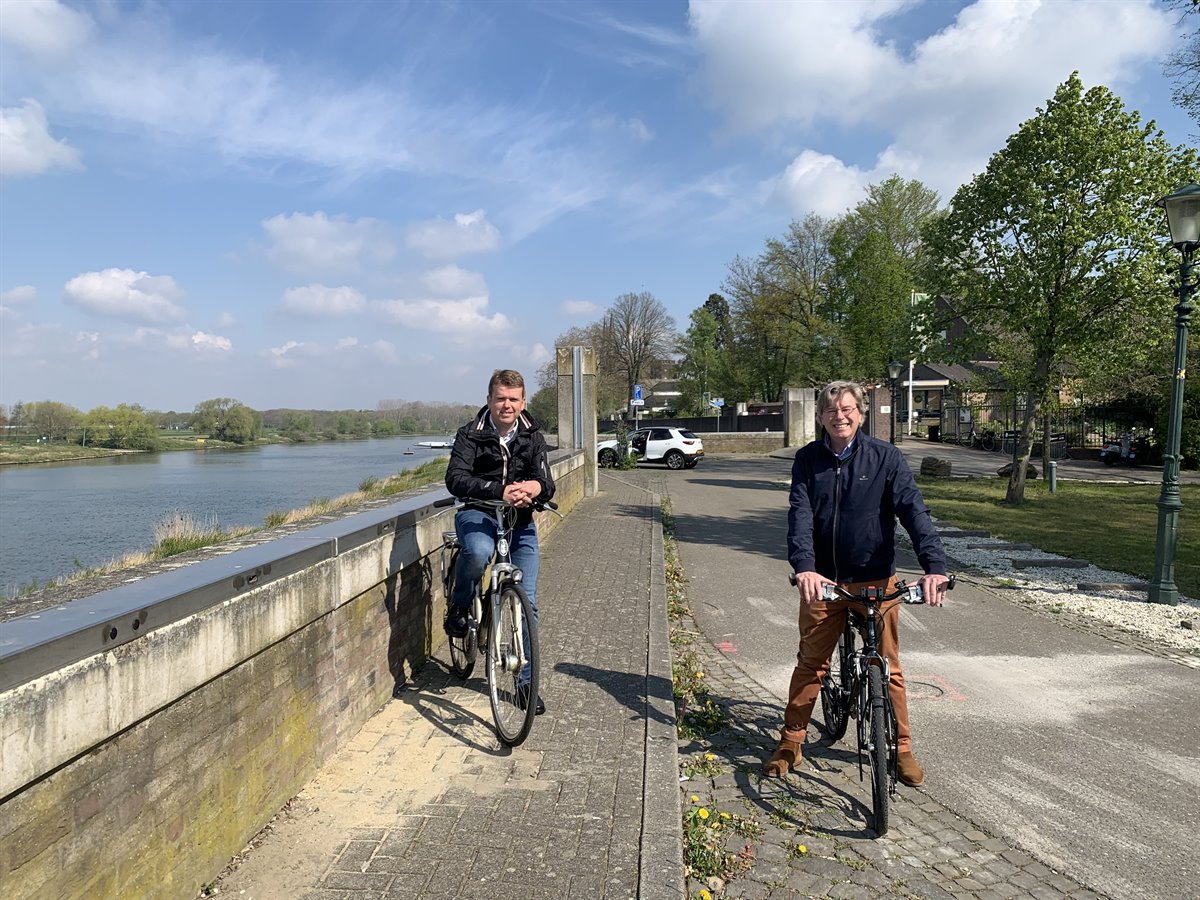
[435,496,558,746]
[790,573,956,836]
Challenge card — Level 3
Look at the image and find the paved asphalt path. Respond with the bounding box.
[659,453,1199,900]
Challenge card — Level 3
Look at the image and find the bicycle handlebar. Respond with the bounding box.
[787,572,956,604]
[434,495,559,513]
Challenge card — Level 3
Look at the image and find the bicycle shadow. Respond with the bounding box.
[392,654,520,756]
[679,689,881,841]
[552,661,676,727]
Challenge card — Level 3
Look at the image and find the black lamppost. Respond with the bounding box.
[887,360,903,445]
[1149,183,1200,606]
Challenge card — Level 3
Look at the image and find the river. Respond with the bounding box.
[0,437,453,597]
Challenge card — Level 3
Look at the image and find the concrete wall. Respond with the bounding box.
[0,451,585,900]
[696,432,785,454]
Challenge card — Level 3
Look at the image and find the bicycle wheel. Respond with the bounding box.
[487,583,539,746]
[981,431,996,452]
[444,551,478,679]
[867,665,890,836]
[820,630,852,741]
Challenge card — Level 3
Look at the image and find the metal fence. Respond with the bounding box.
[933,403,1151,453]
[600,413,783,434]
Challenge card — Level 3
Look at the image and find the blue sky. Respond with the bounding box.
[1,0,1194,413]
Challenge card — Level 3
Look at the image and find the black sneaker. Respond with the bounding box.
[517,684,546,715]
[444,605,469,638]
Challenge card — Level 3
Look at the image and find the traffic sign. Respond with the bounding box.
[633,384,643,402]
[629,399,645,406]
[710,397,724,408]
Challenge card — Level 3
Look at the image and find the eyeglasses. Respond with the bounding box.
[823,405,859,418]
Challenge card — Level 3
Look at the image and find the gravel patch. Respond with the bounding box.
[924,526,1200,661]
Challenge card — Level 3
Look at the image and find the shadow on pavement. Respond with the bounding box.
[553,661,675,727]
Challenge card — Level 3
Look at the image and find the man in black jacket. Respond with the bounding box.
[444,368,555,713]
[764,380,949,786]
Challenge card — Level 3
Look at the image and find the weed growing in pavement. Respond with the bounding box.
[682,793,755,889]
[682,752,724,778]
[786,841,809,860]
[679,695,727,739]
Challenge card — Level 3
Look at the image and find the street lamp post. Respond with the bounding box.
[1149,183,1200,606]
[887,360,903,445]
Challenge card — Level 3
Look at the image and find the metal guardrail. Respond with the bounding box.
[0,489,452,695]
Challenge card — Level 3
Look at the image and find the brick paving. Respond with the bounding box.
[214,463,1140,900]
[213,472,683,900]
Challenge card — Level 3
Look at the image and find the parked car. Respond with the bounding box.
[597,427,704,470]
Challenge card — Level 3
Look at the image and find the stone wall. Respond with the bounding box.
[0,451,584,900]
[697,431,786,454]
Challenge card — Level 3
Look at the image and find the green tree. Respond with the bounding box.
[830,230,912,381]
[27,400,81,442]
[193,397,261,443]
[222,404,262,444]
[922,73,1198,504]
[675,307,720,414]
[372,418,398,437]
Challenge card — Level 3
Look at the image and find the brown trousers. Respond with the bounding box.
[781,575,913,752]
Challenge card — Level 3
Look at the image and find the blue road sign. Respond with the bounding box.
[633,384,643,401]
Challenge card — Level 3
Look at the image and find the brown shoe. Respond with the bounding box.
[762,739,802,777]
[897,751,924,786]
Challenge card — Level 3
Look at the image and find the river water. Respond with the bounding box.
[0,437,454,597]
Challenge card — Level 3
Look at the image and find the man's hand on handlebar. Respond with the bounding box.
[792,570,834,605]
[502,480,542,508]
[917,573,950,607]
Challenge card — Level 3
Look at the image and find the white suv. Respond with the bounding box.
[597,427,704,470]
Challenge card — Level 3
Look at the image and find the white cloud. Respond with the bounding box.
[191,331,233,353]
[406,209,502,260]
[772,150,872,218]
[561,299,599,316]
[371,296,512,338]
[262,212,394,275]
[421,264,489,298]
[0,0,93,59]
[693,0,1178,217]
[1,285,38,306]
[0,99,83,176]
[63,268,186,324]
[280,284,367,317]
[261,335,401,369]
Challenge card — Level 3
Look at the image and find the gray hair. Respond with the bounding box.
[816,381,867,417]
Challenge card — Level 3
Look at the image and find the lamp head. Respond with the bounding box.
[1157,183,1200,251]
[887,360,903,381]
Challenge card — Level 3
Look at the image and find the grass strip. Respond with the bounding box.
[916,477,1199,599]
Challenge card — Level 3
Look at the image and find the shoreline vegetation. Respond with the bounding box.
[0,431,446,466]
[9,458,451,599]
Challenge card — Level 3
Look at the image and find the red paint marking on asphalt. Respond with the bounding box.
[716,641,737,653]
[908,673,968,702]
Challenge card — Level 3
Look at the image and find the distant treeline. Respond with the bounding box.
[0,398,478,451]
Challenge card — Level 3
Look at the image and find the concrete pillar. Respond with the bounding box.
[783,387,818,448]
[557,346,598,496]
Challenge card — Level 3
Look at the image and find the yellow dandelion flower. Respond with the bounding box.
[691,794,699,803]
[699,891,712,900]
[695,671,704,678]
[720,812,731,820]
[704,753,715,761]
[698,808,710,820]
[798,844,808,854]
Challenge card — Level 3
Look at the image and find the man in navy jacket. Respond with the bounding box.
[764,381,949,786]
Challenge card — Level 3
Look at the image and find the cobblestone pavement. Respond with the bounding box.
[620,463,1117,900]
[673,604,1106,900]
[212,473,683,900]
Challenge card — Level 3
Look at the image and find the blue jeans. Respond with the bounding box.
[451,507,540,684]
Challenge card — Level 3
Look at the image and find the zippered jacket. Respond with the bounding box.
[445,406,556,527]
[787,431,945,583]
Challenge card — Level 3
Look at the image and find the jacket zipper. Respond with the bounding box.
[832,457,843,583]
